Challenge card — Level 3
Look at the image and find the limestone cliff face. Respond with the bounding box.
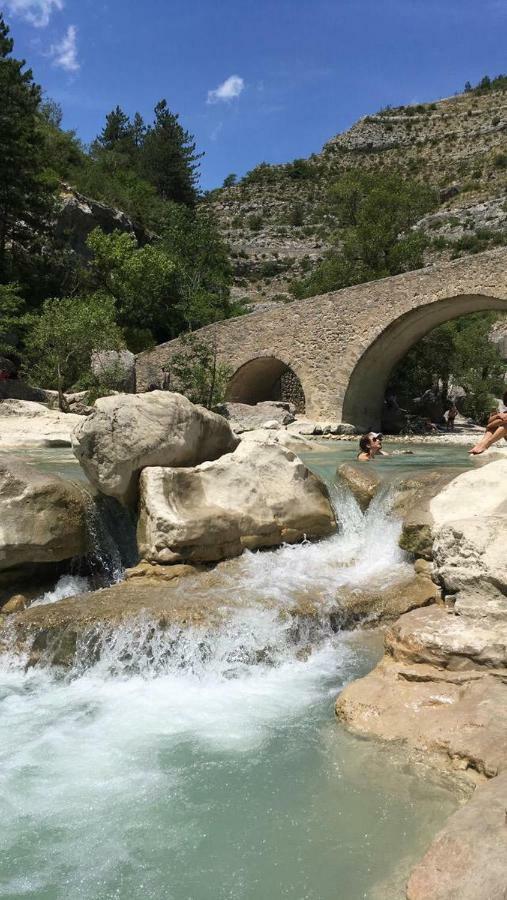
[55,185,151,257]
[207,87,507,305]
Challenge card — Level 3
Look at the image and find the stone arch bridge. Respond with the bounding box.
[136,249,507,430]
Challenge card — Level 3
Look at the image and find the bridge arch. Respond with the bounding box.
[226,356,306,411]
[342,293,507,430]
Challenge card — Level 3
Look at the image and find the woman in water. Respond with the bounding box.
[469,390,507,455]
[357,432,384,461]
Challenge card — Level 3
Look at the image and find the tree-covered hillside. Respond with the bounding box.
[0,13,239,398]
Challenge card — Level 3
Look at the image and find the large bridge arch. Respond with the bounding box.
[342,293,507,429]
[136,248,507,427]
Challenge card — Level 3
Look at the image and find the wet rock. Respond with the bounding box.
[407,772,507,900]
[137,440,336,564]
[72,391,239,505]
[336,603,507,780]
[124,562,200,581]
[337,463,381,511]
[1,594,27,614]
[337,575,439,626]
[0,456,88,581]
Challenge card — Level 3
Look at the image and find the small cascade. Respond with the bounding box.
[84,493,138,585]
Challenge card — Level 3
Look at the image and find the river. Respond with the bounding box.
[0,442,474,899]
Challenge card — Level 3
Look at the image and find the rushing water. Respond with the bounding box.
[0,443,468,899]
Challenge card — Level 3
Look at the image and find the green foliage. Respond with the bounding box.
[140,100,202,206]
[0,15,51,280]
[86,228,178,342]
[390,313,505,422]
[222,173,237,188]
[166,333,232,409]
[466,74,507,94]
[293,171,438,298]
[24,294,124,402]
[0,283,26,357]
[86,210,235,345]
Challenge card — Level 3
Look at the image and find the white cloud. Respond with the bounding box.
[49,24,79,72]
[207,74,244,104]
[3,0,63,28]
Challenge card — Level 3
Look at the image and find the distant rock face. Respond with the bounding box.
[72,391,239,505]
[55,186,150,257]
[137,439,336,564]
[91,349,136,393]
[0,456,88,582]
[214,400,295,433]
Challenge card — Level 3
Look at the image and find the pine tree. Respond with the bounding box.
[0,15,49,280]
[140,100,202,206]
[95,105,133,153]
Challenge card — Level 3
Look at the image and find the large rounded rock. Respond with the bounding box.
[72,391,239,504]
[137,440,336,564]
[0,456,88,583]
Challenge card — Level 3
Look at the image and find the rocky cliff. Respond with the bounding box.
[207,86,507,306]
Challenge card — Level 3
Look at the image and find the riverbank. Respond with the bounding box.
[335,456,507,898]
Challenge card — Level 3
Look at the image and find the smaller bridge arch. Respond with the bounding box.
[226,356,306,411]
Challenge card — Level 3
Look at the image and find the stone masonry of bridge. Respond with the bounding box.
[136,248,507,429]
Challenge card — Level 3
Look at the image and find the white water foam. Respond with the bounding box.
[0,484,426,899]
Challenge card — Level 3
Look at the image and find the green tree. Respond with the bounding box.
[159,205,234,329]
[293,171,437,298]
[222,173,237,188]
[86,228,179,343]
[140,100,202,205]
[0,15,50,279]
[0,283,25,358]
[167,332,232,408]
[389,313,505,422]
[24,294,124,409]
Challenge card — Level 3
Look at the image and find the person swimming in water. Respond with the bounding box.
[357,432,386,461]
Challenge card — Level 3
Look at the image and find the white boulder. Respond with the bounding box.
[430,460,507,598]
[0,399,84,448]
[72,391,239,504]
[137,439,336,564]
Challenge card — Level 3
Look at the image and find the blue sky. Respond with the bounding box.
[2,0,506,190]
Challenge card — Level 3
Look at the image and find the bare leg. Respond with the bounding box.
[469,426,507,455]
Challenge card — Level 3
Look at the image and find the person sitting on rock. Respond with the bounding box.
[357,432,384,461]
[469,390,507,455]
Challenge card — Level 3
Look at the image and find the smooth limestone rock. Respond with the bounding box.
[337,463,381,511]
[72,391,239,505]
[213,401,295,433]
[0,456,88,580]
[240,428,315,453]
[0,399,84,448]
[336,604,507,779]
[137,440,336,564]
[406,772,507,900]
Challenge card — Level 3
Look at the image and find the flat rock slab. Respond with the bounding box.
[407,772,507,900]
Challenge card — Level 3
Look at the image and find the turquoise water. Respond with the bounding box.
[0,445,463,900]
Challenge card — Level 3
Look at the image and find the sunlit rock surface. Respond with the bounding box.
[72,391,239,504]
[137,440,336,564]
